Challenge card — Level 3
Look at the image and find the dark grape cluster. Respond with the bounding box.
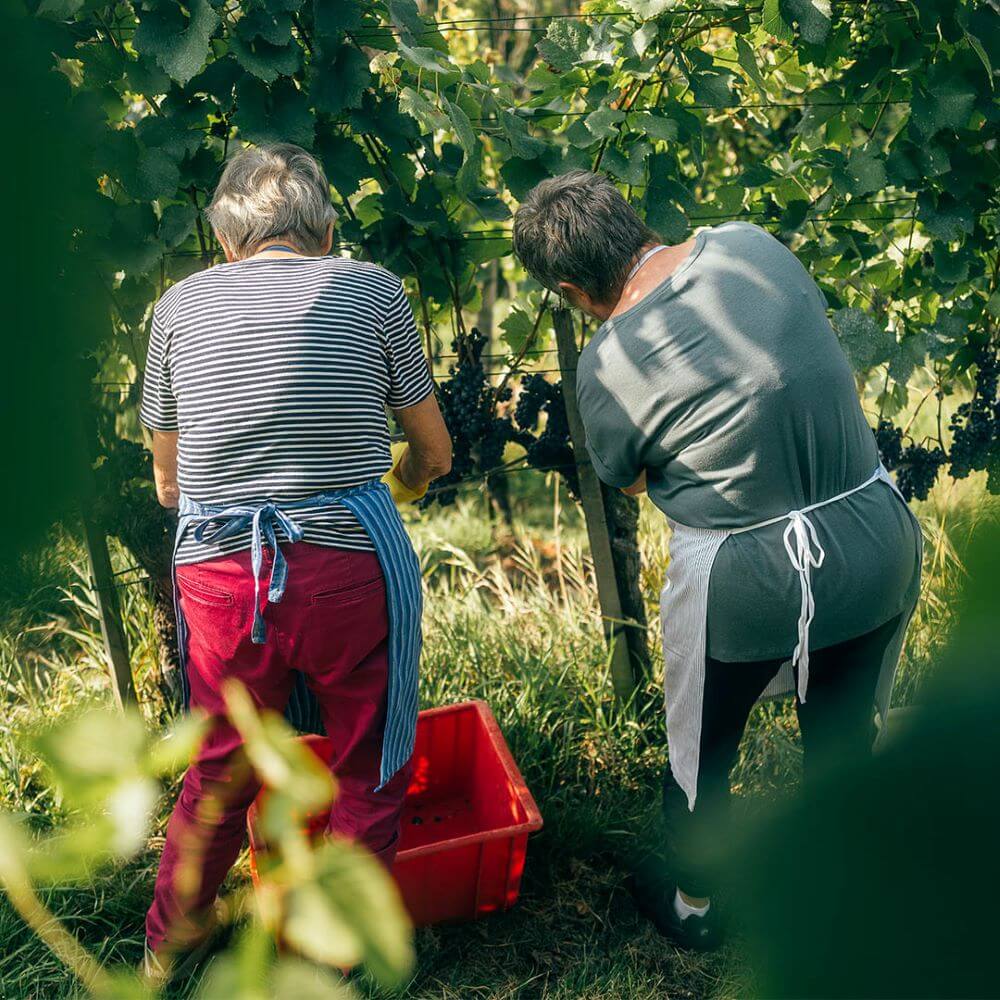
[895,444,947,502]
[949,346,999,484]
[873,419,903,470]
[424,339,583,506]
[874,418,946,502]
[512,374,580,499]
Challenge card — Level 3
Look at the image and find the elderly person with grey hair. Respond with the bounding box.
[140,143,451,975]
[513,171,921,950]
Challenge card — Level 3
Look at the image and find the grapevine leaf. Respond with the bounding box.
[36,0,84,18]
[500,309,537,353]
[602,144,650,186]
[620,0,677,18]
[917,192,975,243]
[831,307,895,372]
[645,155,690,242]
[398,87,448,133]
[314,0,365,39]
[631,112,679,143]
[782,0,831,45]
[584,106,626,139]
[500,157,551,200]
[500,112,546,160]
[762,0,794,42]
[689,69,736,109]
[735,36,767,95]
[230,33,302,83]
[158,203,198,249]
[536,21,589,72]
[910,71,977,139]
[388,0,423,40]
[311,44,370,114]
[444,98,477,155]
[314,134,371,199]
[834,146,887,197]
[395,43,458,78]
[987,293,1000,320]
[133,0,220,87]
[234,75,315,148]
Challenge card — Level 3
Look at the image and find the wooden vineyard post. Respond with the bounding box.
[553,307,637,701]
[81,514,137,709]
[75,398,137,710]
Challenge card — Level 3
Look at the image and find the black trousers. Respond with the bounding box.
[662,614,902,897]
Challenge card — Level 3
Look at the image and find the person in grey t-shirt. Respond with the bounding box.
[513,171,921,951]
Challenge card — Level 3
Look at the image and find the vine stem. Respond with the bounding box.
[490,289,552,416]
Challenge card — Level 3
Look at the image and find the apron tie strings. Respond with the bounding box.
[191,503,305,643]
[781,510,826,703]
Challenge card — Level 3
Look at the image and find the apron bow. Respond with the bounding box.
[189,501,305,643]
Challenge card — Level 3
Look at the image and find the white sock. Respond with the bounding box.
[674,889,710,921]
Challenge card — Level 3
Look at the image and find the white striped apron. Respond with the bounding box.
[660,464,922,810]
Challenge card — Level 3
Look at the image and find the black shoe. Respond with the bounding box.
[627,875,724,952]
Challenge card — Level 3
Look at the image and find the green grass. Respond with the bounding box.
[0,470,987,999]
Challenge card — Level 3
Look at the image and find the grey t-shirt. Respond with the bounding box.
[576,222,921,661]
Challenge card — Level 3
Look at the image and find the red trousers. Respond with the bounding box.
[146,543,412,953]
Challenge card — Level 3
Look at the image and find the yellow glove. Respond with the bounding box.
[382,443,428,504]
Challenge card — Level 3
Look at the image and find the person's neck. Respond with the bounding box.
[607,238,695,320]
[247,239,309,259]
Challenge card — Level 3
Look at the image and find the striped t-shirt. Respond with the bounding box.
[140,255,435,564]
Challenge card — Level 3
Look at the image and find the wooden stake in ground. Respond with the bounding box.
[81,513,137,709]
[553,307,637,701]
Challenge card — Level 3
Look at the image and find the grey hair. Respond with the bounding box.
[206,143,338,258]
[512,170,659,302]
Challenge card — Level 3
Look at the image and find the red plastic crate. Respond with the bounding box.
[247,700,543,926]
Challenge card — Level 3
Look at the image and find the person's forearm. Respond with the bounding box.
[397,443,451,491]
[151,431,180,508]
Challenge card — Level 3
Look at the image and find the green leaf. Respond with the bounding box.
[621,0,677,17]
[315,133,370,198]
[645,155,689,242]
[395,43,458,78]
[584,106,626,139]
[444,98,477,156]
[835,146,887,197]
[314,0,365,39]
[500,157,551,201]
[736,35,767,95]
[223,681,334,833]
[782,0,831,45]
[831,307,896,371]
[500,308,537,352]
[36,0,84,18]
[312,44,370,114]
[762,0,794,42]
[930,242,972,286]
[631,112,679,143]
[133,0,219,86]
[536,21,589,72]
[689,69,736,108]
[917,193,975,243]
[500,112,546,160]
[158,203,198,249]
[602,143,650,186]
[388,0,423,40]
[230,33,302,83]
[398,87,448,133]
[234,75,315,149]
[282,839,413,985]
[910,74,977,139]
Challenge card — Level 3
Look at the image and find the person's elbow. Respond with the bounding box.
[156,482,180,509]
[423,438,453,480]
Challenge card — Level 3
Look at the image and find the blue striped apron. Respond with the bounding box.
[172,479,422,789]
